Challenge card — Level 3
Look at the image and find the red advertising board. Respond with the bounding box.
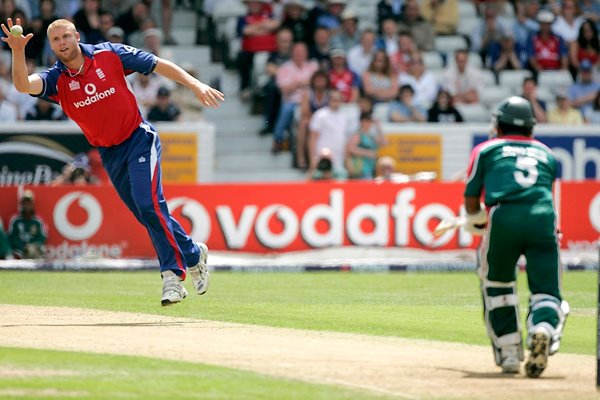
[0,181,598,259]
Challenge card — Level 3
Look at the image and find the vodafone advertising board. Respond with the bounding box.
[0,182,597,259]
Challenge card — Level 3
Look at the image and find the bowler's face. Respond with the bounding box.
[48,26,80,63]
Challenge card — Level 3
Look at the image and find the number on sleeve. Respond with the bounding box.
[514,156,538,187]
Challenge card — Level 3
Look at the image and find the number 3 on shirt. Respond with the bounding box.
[514,156,538,187]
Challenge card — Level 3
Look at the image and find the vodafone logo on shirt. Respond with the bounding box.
[73,83,117,109]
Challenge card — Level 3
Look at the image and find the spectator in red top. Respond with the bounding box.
[237,0,280,101]
[527,10,568,73]
[328,48,359,103]
[569,19,599,71]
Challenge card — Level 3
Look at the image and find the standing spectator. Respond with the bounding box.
[389,32,417,74]
[487,29,522,74]
[308,90,353,171]
[309,26,332,70]
[471,3,509,63]
[25,98,65,120]
[528,10,569,73]
[420,0,458,36]
[297,70,331,169]
[280,0,307,43]
[427,89,463,123]
[237,0,280,101]
[376,18,399,56]
[552,0,584,44]
[362,50,399,104]
[584,91,600,123]
[397,0,434,51]
[377,0,404,33]
[580,0,600,28]
[0,82,17,122]
[259,27,293,135]
[328,48,359,103]
[399,52,439,107]
[512,0,539,66]
[147,87,181,122]
[548,91,584,125]
[347,29,377,76]
[330,8,360,53]
[569,19,599,71]
[0,217,11,260]
[73,0,106,44]
[568,60,600,115]
[8,190,47,260]
[388,84,426,122]
[443,49,483,104]
[346,112,386,179]
[272,42,319,153]
[521,77,548,123]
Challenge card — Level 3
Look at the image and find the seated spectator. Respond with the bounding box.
[107,26,125,43]
[346,112,387,179]
[273,42,319,153]
[308,90,353,171]
[280,0,308,43]
[0,217,11,260]
[25,98,65,120]
[305,0,327,47]
[374,155,396,182]
[7,58,36,120]
[512,0,540,66]
[442,49,483,104]
[388,84,426,122]
[330,8,360,53]
[29,0,58,65]
[568,60,600,115]
[310,147,348,180]
[347,29,377,76]
[147,87,181,122]
[552,0,585,44]
[0,82,17,122]
[584,90,600,123]
[315,0,346,35]
[548,90,584,124]
[237,0,280,101]
[580,0,600,28]
[397,0,434,51]
[521,77,548,123]
[259,28,293,135]
[297,70,332,170]
[389,32,418,74]
[8,190,47,260]
[471,2,509,62]
[357,95,374,114]
[376,18,399,56]
[362,50,399,104]
[377,0,404,33]
[130,73,162,117]
[528,10,569,73]
[309,26,332,70]
[115,2,150,44]
[399,52,439,107]
[98,10,115,42]
[329,48,360,103]
[569,19,600,71]
[73,0,106,44]
[487,29,522,74]
[427,89,463,123]
[420,0,458,35]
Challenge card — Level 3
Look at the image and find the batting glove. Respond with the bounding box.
[464,206,487,236]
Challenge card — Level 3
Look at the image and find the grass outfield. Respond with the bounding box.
[0,270,595,399]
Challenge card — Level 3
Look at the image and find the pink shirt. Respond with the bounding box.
[276,60,319,103]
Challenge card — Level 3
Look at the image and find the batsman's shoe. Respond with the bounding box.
[500,346,521,374]
[188,243,209,295]
[525,327,551,378]
[161,270,188,306]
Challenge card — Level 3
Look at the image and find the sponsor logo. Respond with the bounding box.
[167,197,211,243]
[138,156,145,163]
[73,84,116,109]
[53,192,103,240]
[45,240,124,259]
[0,165,55,186]
[69,80,80,91]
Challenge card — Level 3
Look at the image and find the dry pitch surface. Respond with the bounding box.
[0,304,595,400]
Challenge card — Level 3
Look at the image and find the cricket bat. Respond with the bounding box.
[433,216,466,237]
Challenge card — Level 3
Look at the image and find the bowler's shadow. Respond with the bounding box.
[438,367,566,380]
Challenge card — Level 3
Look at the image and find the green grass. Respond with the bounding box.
[0,347,387,400]
[0,270,595,354]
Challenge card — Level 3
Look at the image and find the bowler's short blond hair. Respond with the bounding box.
[47,19,77,38]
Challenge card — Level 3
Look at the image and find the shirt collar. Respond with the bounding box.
[56,43,95,71]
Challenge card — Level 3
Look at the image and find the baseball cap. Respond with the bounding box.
[554,88,568,99]
[21,189,34,201]
[537,10,555,24]
[107,26,124,39]
[143,28,162,40]
[330,48,346,58]
[340,8,358,20]
[580,59,593,71]
[157,87,171,97]
[285,0,306,8]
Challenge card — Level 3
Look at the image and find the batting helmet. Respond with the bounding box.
[493,96,536,129]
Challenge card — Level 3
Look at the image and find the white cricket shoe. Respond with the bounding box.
[188,243,209,295]
[525,327,551,378]
[161,270,188,306]
[500,346,521,374]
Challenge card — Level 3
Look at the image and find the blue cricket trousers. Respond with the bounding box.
[98,122,200,278]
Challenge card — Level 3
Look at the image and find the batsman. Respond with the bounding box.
[463,96,569,378]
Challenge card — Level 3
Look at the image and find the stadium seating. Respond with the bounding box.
[537,70,575,93]
[434,35,469,54]
[498,69,533,91]
[423,51,444,70]
[480,86,512,109]
[456,103,490,123]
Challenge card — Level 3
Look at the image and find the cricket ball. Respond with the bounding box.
[10,25,23,37]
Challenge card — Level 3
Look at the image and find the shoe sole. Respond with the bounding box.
[191,243,209,295]
[161,288,188,307]
[525,331,550,378]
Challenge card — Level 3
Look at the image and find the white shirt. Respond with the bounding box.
[347,45,376,76]
[309,107,353,169]
[7,86,37,120]
[442,65,483,98]
[552,16,585,43]
[0,101,18,122]
[399,71,439,107]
